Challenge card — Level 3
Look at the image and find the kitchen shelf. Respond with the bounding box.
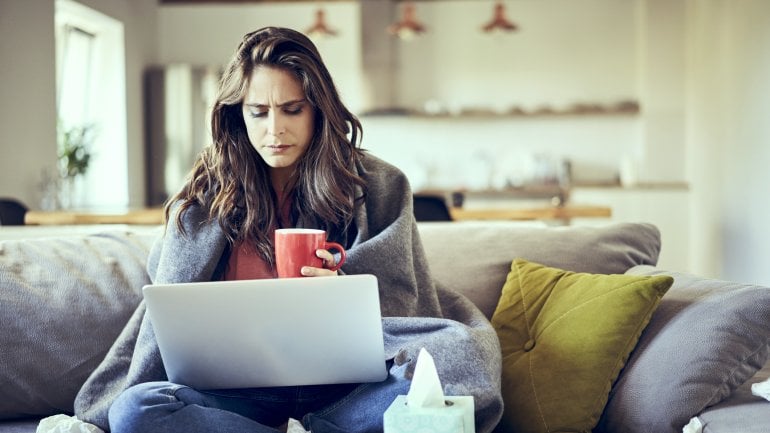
[417,185,569,208]
[572,181,690,191]
[361,103,640,119]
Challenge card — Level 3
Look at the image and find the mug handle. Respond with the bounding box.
[323,241,346,271]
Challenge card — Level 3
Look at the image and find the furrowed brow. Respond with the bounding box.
[243,98,307,108]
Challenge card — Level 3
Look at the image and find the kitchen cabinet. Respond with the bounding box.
[569,184,691,273]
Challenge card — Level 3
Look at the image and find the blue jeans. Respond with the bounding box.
[108,363,409,433]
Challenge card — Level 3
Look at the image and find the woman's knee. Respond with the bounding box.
[108,382,185,433]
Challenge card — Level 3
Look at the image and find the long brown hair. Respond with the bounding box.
[166,27,366,264]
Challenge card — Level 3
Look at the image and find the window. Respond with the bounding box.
[55,0,127,209]
[58,25,95,128]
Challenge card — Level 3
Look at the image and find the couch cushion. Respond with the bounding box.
[693,361,770,433]
[0,418,40,433]
[597,266,770,433]
[0,230,156,419]
[491,259,672,433]
[417,221,662,318]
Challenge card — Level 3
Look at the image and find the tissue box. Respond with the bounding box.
[383,395,475,433]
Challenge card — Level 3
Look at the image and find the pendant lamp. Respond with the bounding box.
[305,7,337,38]
[482,1,518,33]
[387,2,426,40]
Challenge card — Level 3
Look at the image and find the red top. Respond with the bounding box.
[223,240,276,280]
[222,191,293,281]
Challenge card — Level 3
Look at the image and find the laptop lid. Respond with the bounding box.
[142,274,388,390]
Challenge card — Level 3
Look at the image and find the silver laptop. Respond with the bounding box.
[142,274,388,390]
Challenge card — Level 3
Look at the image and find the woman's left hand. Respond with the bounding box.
[300,249,339,277]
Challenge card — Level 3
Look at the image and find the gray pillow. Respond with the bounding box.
[693,362,770,433]
[418,221,662,318]
[597,266,770,433]
[0,231,155,419]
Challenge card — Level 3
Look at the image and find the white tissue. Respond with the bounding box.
[286,418,311,433]
[36,415,104,433]
[384,348,475,433]
[682,416,703,433]
[751,377,770,401]
[407,348,446,408]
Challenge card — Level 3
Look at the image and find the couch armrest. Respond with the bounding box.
[0,230,155,420]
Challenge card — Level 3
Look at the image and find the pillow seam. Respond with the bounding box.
[529,352,552,433]
[517,264,550,431]
[537,279,645,335]
[589,296,662,416]
[701,337,770,409]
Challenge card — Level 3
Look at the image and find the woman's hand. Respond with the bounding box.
[300,249,339,277]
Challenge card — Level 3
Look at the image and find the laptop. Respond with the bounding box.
[142,274,388,390]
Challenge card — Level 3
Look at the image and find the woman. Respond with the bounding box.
[74,27,502,433]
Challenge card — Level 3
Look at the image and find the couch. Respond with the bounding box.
[0,221,768,433]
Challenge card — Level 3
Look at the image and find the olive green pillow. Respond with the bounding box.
[491,258,673,433]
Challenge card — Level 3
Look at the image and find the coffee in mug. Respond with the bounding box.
[274,228,346,278]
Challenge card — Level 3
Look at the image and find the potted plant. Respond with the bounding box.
[57,122,96,208]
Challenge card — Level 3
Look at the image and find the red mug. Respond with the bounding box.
[274,228,347,278]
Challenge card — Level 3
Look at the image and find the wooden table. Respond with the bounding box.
[449,205,611,223]
[24,205,611,225]
[24,208,165,225]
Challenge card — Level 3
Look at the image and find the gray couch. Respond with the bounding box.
[1,221,768,432]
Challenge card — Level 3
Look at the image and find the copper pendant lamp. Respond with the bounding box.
[305,7,338,38]
[482,1,518,33]
[387,1,426,40]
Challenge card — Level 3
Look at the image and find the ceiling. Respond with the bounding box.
[159,0,448,3]
[159,0,351,3]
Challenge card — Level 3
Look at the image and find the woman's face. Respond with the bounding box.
[242,66,315,186]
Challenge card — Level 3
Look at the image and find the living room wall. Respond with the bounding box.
[0,0,157,210]
[686,0,770,285]
[0,1,57,206]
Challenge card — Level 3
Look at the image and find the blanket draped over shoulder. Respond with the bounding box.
[74,153,503,432]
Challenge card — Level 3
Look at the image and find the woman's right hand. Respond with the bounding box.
[300,249,339,277]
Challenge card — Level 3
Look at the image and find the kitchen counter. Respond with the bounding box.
[24,207,165,226]
[449,205,611,223]
[24,205,610,226]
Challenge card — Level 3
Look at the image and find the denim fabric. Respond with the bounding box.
[304,362,411,433]
[108,363,410,433]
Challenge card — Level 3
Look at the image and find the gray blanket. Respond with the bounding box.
[74,153,503,432]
